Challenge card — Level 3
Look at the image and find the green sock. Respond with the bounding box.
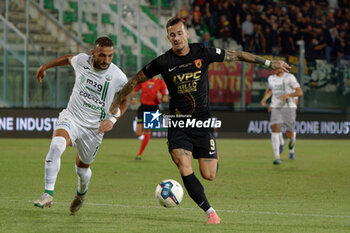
[77,190,87,196]
[44,190,54,197]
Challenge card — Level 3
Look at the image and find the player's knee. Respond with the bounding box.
[47,136,66,159]
[203,173,216,181]
[201,170,216,181]
[135,132,142,137]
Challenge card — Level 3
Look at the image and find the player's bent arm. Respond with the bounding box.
[36,54,74,83]
[224,50,291,72]
[110,70,149,114]
[291,87,303,97]
[260,88,272,106]
[279,87,303,101]
[162,94,169,103]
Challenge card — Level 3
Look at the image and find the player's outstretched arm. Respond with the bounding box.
[109,70,148,114]
[261,88,272,107]
[36,55,74,83]
[224,50,291,73]
[117,96,130,119]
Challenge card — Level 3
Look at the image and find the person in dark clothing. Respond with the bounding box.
[109,17,290,224]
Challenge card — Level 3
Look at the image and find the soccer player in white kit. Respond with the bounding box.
[261,71,303,165]
[33,36,129,214]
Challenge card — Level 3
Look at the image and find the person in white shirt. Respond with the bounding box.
[261,71,303,165]
[33,36,129,214]
[268,97,299,157]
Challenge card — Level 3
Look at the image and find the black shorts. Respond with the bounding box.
[137,104,159,123]
[167,127,217,159]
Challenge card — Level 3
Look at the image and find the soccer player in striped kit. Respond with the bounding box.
[261,71,303,165]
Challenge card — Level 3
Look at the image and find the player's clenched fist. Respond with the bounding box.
[98,119,114,133]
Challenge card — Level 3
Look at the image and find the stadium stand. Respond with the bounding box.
[1,0,349,111]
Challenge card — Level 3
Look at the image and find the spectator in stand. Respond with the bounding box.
[178,3,189,27]
[204,0,220,36]
[309,32,327,60]
[199,0,350,62]
[236,2,250,44]
[279,23,295,56]
[219,0,239,42]
[339,0,350,8]
[279,7,289,22]
[327,10,336,26]
[264,4,275,19]
[201,32,213,48]
[291,24,301,52]
[288,4,299,23]
[264,26,273,54]
[335,30,350,62]
[192,5,203,30]
[241,14,255,52]
[270,22,280,56]
[253,23,266,54]
[324,26,337,64]
[218,14,231,47]
[302,23,315,56]
[334,9,345,25]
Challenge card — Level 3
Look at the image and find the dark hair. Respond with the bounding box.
[94,36,114,47]
[166,17,187,30]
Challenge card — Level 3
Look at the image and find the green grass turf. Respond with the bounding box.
[0,138,349,233]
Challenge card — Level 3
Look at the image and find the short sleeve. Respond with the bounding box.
[160,80,167,95]
[142,56,163,79]
[204,47,225,64]
[267,76,272,89]
[70,54,79,69]
[289,75,300,89]
[134,83,141,92]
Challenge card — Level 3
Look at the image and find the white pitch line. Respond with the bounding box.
[1,199,350,219]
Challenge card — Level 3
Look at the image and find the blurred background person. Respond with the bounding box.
[131,76,168,160]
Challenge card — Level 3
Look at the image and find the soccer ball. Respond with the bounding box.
[155,179,184,208]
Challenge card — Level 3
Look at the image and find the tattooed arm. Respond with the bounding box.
[109,70,149,114]
[224,50,291,72]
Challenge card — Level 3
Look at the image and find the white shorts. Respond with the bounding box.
[270,108,296,132]
[55,109,103,165]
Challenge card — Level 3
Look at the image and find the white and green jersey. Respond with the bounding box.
[66,53,127,128]
[268,73,300,108]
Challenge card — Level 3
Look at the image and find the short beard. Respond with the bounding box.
[93,60,109,70]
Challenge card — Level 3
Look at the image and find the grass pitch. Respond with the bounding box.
[0,138,349,233]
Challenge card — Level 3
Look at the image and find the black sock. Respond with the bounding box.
[182,173,210,212]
